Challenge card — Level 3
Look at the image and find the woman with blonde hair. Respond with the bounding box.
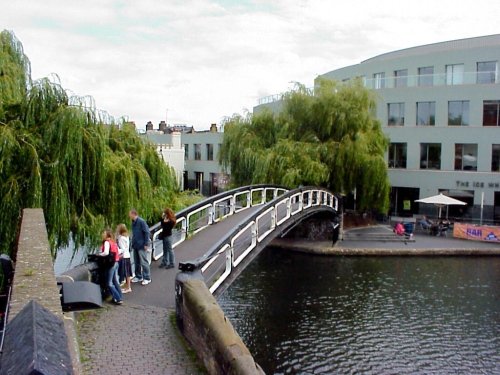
[159,208,176,269]
[116,224,132,293]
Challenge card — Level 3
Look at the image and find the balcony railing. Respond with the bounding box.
[257,71,498,105]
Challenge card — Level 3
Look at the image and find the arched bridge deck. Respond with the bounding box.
[126,185,338,309]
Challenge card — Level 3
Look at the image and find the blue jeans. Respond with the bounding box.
[133,247,151,281]
[107,262,123,302]
[161,236,174,266]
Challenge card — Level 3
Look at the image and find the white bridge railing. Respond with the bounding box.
[150,185,288,261]
[185,187,338,294]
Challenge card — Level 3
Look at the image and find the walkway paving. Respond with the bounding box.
[77,303,204,375]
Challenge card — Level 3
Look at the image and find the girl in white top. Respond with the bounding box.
[116,224,132,293]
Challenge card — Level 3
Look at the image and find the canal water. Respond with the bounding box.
[218,248,500,374]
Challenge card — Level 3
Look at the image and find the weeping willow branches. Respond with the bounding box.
[0,30,187,254]
[220,79,390,212]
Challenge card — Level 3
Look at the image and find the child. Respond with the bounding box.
[99,230,123,305]
[116,224,132,294]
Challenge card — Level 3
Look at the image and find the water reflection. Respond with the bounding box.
[218,249,500,374]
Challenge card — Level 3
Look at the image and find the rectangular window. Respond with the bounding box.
[420,143,441,170]
[206,144,214,161]
[477,61,497,84]
[483,100,500,126]
[184,144,189,160]
[455,144,478,171]
[388,103,405,126]
[416,102,436,126]
[394,69,408,88]
[492,144,500,172]
[374,72,385,89]
[448,101,470,126]
[388,143,407,169]
[446,64,464,85]
[418,66,434,87]
[194,144,201,160]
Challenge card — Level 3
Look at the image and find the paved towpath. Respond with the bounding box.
[271,225,500,255]
[77,304,204,375]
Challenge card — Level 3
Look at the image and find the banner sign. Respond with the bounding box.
[453,223,500,243]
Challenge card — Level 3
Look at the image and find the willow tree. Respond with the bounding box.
[220,79,390,212]
[0,30,191,255]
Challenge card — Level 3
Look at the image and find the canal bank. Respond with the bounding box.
[271,225,500,256]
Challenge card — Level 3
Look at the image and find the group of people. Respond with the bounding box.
[98,208,177,305]
[418,216,450,236]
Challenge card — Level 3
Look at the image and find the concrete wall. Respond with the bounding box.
[175,276,263,375]
[7,208,80,374]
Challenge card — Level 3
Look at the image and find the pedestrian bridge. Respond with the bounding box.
[127,185,339,308]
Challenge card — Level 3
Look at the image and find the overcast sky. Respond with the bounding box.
[1,0,499,129]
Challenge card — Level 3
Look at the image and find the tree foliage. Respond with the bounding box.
[0,30,196,255]
[220,79,390,212]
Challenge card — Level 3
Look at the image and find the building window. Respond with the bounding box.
[388,143,407,169]
[446,64,464,85]
[477,61,497,84]
[374,72,385,89]
[195,171,203,193]
[194,144,201,160]
[416,102,436,126]
[420,143,441,170]
[483,100,500,126]
[455,144,478,171]
[394,69,408,88]
[492,144,500,172]
[206,144,214,161]
[448,101,469,126]
[418,66,434,86]
[388,103,405,126]
[184,144,189,160]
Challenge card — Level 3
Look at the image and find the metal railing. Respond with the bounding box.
[180,187,338,294]
[150,185,288,260]
[257,71,499,105]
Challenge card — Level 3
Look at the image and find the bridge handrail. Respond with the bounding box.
[179,186,338,294]
[150,184,288,260]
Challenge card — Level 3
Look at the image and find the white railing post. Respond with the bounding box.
[252,222,257,247]
[230,195,235,215]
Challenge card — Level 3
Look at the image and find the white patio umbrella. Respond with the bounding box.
[415,193,467,219]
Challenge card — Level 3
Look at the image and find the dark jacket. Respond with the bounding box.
[131,216,150,250]
[160,219,175,238]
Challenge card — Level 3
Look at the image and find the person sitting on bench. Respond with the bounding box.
[418,216,433,231]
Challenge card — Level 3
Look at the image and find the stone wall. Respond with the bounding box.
[176,275,264,375]
[9,209,63,318]
[6,208,80,374]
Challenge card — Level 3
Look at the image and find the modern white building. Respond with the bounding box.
[255,35,500,222]
[143,123,228,195]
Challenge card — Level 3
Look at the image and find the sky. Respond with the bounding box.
[1,0,499,129]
